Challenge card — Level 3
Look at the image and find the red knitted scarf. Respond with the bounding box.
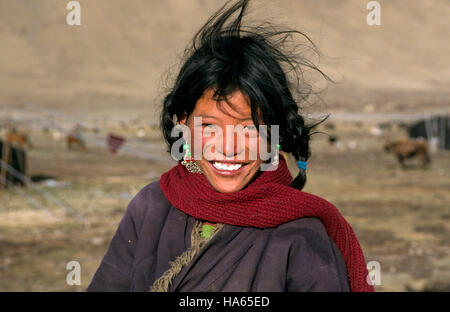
[159,157,374,292]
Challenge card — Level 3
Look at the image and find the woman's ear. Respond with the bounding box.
[177,112,190,142]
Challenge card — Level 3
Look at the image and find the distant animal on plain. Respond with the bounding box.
[0,139,27,187]
[378,122,392,130]
[6,129,33,149]
[66,133,86,151]
[383,137,430,169]
[370,126,383,136]
[328,135,338,145]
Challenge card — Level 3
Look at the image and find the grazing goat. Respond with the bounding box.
[66,133,86,151]
[383,137,431,169]
[6,130,33,149]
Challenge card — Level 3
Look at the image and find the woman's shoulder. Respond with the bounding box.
[269,191,339,245]
[131,179,166,202]
[272,217,330,241]
[272,217,350,291]
[125,179,171,226]
[270,217,343,265]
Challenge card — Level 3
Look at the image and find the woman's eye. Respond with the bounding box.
[244,125,258,137]
[244,125,258,132]
[202,123,218,129]
[202,124,219,134]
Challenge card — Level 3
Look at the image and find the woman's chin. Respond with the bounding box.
[199,160,258,193]
[208,180,245,193]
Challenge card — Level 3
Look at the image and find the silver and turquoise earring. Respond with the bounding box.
[181,143,203,174]
[271,144,281,166]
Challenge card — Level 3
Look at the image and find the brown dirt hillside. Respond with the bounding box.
[0,0,449,122]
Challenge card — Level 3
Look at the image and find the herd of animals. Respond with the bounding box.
[0,121,438,187]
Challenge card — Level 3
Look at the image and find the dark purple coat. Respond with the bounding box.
[87,181,350,292]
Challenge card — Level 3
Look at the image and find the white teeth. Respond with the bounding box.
[213,162,242,171]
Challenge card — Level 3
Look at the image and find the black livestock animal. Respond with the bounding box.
[0,139,27,187]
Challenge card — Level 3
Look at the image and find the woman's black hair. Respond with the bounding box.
[160,0,331,190]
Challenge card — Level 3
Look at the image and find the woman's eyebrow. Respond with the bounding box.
[195,114,253,121]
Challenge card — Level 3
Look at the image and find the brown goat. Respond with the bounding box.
[383,137,431,169]
[6,130,33,149]
[66,133,86,151]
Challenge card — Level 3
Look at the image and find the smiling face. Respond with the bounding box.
[179,88,267,193]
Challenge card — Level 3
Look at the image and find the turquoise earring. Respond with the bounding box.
[271,144,281,166]
[181,143,203,174]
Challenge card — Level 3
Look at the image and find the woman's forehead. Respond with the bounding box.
[194,88,253,120]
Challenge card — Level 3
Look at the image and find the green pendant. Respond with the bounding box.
[201,224,216,239]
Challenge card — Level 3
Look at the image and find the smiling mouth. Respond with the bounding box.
[207,160,250,174]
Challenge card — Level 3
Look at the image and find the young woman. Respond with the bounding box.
[88,0,374,292]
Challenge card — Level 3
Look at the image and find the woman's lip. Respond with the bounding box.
[208,160,249,164]
[207,161,250,176]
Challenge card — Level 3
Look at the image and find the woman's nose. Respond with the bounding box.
[219,129,241,157]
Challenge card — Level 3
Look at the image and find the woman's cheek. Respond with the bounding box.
[186,126,202,158]
[199,132,217,159]
[246,136,261,161]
